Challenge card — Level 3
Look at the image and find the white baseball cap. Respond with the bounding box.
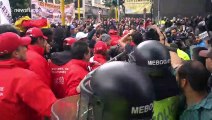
[76,32,88,41]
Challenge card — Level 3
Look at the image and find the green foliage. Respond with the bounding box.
[109,7,115,18]
[102,0,116,18]
[112,0,117,6]
[103,0,124,7]
[103,0,112,7]
[10,0,30,10]
[64,0,74,4]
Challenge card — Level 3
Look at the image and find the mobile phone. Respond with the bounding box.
[199,31,210,41]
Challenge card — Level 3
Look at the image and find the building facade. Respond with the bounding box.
[38,0,109,19]
[152,0,209,18]
[84,0,109,19]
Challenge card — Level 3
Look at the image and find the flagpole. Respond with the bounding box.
[158,0,160,23]
[0,13,1,24]
[78,0,80,20]
[117,0,119,22]
[60,0,65,26]
[115,7,117,21]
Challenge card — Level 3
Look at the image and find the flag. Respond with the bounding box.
[22,18,48,28]
[15,16,49,32]
[0,0,12,24]
[15,16,31,32]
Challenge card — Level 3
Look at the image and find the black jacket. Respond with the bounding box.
[50,50,72,66]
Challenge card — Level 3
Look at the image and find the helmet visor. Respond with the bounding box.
[51,95,79,120]
[78,73,95,120]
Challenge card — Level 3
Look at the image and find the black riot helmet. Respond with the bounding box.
[127,40,179,120]
[134,40,171,68]
[133,40,179,100]
[205,14,212,31]
[78,61,155,120]
[197,21,207,33]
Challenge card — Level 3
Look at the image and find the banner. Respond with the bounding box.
[31,0,75,24]
[124,0,152,14]
[0,0,12,24]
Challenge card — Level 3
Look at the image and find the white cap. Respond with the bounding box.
[76,32,88,41]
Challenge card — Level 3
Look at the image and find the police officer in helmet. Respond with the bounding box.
[133,40,180,119]
[79,61,155,120]
[51,41,180,120]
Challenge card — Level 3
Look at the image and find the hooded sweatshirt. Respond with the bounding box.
[0,59,56,120]
[49,50,73,98]
[27,45,52,87]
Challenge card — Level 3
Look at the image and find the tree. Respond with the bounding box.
[119,0,124,5]
[103,0,125,7]
[102,0,112,7]
[109,7,116,18]
[64,0,74,4]
[102,0,117,18]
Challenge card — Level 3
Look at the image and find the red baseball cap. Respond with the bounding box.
[94,41,107,54]
[111,40,119,46]
[64,37,76,46]
[109,29,118,35]
[0,32,31,56]
[26,27,48,40]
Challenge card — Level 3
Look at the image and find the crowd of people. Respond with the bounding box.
[0,14,212,120]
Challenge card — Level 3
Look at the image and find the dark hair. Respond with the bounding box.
[96,29,102,36]
[71,41,89,60]
[178,60,210,92]
[63,45,72,51]
[100,29,107,34]
[51,24,57,28]
[0,24,19,35]
[0,53,12,60]
[41,28,53,36]
[206,14,212,31]
[20,32,26,37]
[88,26,94,32]
[53,27,66,51]
[145,28,160,41]
[42,28,53,43]
[131,32,143,45]
[30,36,39,45]
[170,27,177,32]
[192,47,207,66]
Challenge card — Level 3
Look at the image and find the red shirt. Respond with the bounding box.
[0,59,56,120]
[27,45,52,87]
[111,35,121,46]
[64,59,89,96]
[90,54,107,70]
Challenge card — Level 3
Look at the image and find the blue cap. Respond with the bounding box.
[70,25,75,30]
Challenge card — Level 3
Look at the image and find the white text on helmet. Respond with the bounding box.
[147,59,171,66]
[131,103,153,114]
